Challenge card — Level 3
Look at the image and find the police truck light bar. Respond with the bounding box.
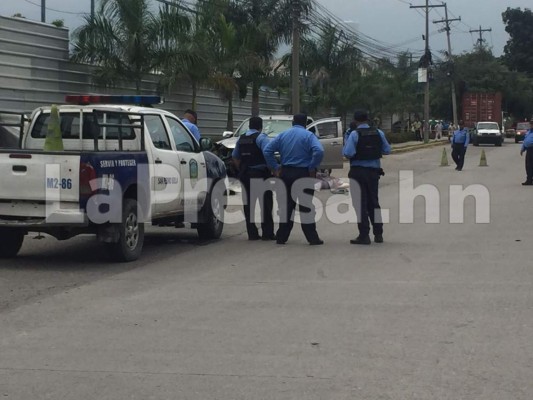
[65,95,163,105]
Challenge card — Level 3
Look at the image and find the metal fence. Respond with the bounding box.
[0,15,289,140]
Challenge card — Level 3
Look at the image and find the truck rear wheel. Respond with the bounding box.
[197,188,224,241]
[107,198,144,262]
[0,229,24,258]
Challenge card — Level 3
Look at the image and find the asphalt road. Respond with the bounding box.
[1,140,532,399]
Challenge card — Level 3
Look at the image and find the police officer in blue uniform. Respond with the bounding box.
[182,109,201,142]
[343,110,391,245]
[232,116,275,240]
[263,113,324,245]
[520,118,533,185]
[451,120,470,171]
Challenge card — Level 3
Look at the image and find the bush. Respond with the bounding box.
[385,130,414,144]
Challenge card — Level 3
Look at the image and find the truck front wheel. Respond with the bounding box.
[107,198,144,262]
[197,188,224,241]
[0,229,24,258]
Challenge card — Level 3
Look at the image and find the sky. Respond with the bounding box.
[0,0,531,58]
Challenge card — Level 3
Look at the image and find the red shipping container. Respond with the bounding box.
[461,92,502,128]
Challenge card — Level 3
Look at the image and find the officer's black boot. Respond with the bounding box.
[350,235,371,245]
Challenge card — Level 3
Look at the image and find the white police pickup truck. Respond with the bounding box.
[0,95,228,261]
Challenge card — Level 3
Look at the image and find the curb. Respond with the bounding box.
[391,140,448,154]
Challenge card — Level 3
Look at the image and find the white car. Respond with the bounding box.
[214,115,344,175]
[471,121,503,146]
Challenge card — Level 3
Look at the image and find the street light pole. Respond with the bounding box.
[41,0,46,23]
[91,0,95,19]
[291,0,300,115]
[410,1,445,143]
[424,0,429,143]
[433,4,460,127]
[444,6,459,127]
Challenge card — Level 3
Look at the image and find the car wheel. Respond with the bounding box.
[107,198,144,262]
[197,184,224,241]
[0,228,24,258]
[515,138,519,143]
[473,138,479,146]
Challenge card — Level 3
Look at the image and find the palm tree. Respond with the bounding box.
[154,2,208,109]
[72,0,159,93]
[224,0,312,116]
[208,13,241,130]
[298,21,363,119]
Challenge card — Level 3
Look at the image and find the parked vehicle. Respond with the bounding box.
[471,121,503,146]
[0,95,228,261]
[514,121,530,143]
[214,115,344,176]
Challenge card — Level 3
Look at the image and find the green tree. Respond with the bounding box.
[297,21,362,120]
[453,46,508,94]
[430,46,533,122]
[502,7,533,75]
[153,1,208,109]
[51,19,64,28]
[209,12,242,130]
[225,0,310,116]
[72,0,159,93]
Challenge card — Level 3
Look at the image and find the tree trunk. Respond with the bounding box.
[226,95,234,131]
[251,81,260,117]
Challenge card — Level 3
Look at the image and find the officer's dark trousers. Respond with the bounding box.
[451,144,467,169]
[349,166,383,237]
[525,148,533,183]
[240,168,274,239]
[276,166,320,243]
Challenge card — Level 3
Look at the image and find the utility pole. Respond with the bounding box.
[291,0,300,115]
[469,25,492,48]
[433,4,460,127]
[91,0,95,19]
[410,1,444,143]
[41,0,46,23]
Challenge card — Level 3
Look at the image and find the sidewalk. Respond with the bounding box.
[390,138,448,154]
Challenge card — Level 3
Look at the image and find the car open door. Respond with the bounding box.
[308,117,343,171]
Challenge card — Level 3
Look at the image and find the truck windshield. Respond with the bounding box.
[235,119,292,138]
[517,122,530,130]
[263,120,293,137]
[477,123,499,130]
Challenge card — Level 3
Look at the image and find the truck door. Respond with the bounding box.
[308,118,344,171]
[164,116,208,213]
[144,115,183,217]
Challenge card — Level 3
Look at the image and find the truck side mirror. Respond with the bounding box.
[200,137,213,151]
[222,131,233,138]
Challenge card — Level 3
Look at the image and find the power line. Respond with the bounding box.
[22,0,85,15]
[308,1,427,60]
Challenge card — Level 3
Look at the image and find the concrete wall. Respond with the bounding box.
[0,15,288,139]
